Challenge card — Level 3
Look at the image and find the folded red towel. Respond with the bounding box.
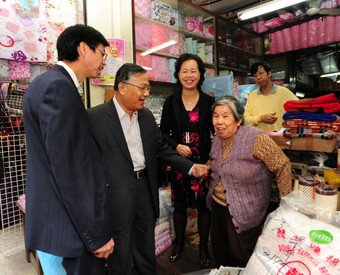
[284,93,340,113]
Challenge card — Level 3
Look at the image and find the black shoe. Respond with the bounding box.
[169,245,183,263]
[199,247,211,269]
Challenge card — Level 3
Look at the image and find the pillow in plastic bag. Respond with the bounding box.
[201,75,234,100]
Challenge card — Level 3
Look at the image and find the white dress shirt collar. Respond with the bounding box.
[56,61,80,89]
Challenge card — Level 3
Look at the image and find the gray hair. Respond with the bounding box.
[211,96,245,126]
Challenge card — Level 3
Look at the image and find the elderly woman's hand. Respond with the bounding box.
[176,144,192,158]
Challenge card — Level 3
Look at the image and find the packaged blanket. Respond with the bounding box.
[244,193,340,275]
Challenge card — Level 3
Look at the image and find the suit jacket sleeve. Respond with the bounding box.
[155,118,194,174]
[39,79,110,252]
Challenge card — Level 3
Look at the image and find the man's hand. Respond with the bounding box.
[93,238,114,259]
[192,164,210,178]
[260,112,277,124]
[176,144,192,158]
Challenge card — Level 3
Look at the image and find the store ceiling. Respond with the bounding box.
[195,0,260,16]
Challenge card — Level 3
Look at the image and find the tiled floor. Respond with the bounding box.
[0,228,211,275]
[0,249,36,275]
[0,225,36,275]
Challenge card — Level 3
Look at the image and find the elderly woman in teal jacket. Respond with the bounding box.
[207,95,292,268]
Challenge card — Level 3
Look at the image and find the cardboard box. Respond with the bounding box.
[269,135,291,150]
[290,137,336,153]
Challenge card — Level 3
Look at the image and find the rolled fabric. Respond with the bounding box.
[315,184,338,212]
[335,16,340,42]
[154,221,170,236]
[268,33,277,54]
[282,28,293,51]
[155,237,172,256]
[274,30,285,53]
[300,22,308,48]
[291,25,301,50]
[155,229,170,243]
[308,19,318,47]
[324,16,335,44]
[317,17,325,45]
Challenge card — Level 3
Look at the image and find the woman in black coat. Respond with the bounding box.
[160,53,214,269]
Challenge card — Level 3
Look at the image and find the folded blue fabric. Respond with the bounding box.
[283,112,338,122]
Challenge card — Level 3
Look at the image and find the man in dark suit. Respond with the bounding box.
[87,63,208,275]
[23,24,114,274]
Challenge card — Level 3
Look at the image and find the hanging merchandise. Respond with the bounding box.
[45,0,84,63]
[0,0,47,62]
[91,38,125,86]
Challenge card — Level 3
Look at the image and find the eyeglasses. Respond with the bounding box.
[122,82,151,93]
[87,43,108,60]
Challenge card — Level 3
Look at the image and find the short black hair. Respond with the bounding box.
[57,24,109,62]
[114,63,147,90]
[250,61,272,76]
[174,53,206,88]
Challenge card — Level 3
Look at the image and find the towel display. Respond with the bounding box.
[134,0,151,18]
[282,113,338,123]
[283,93,340,113]
[283,128,337,140]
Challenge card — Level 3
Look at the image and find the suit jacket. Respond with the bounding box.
[23,65,110,257]
[87,100,194,231]
[160,90,214,163]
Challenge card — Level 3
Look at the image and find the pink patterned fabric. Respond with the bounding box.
[203,23,215,39]
[317,17,325,45]
[8,60,30,79]
[185,16,203,35]
[169,31,186,56]
[134,0,151,18]
[268,33,277,54]
[264,17,284,28]
[308,19,318,47]
[155,237,171,256]
[300,22,308,48]
[155,229,170,243]
[335,16,340,42]
[257,19,269,33]
[151,56,170,82]
[46,0,83,63]
[324,16,335,44]
[252,22,258,32]
[135,21,152,50]
[282,28,293,51]
[274,30,285,53]
[151,24,170,54]
[291,25,301,50]
[0,59,9,78]
[135,52,152,78]
[0,0,47,62]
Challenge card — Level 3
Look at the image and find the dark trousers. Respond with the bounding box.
[210,200,263,268]
[62,253,107,275]
[106,177,156,275]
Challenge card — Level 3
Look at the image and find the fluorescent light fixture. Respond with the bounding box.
[140,40,177,56]
[295,92,305,98]
[142,66,152,71]
[320,72,340,78]
[237,0,308,21]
